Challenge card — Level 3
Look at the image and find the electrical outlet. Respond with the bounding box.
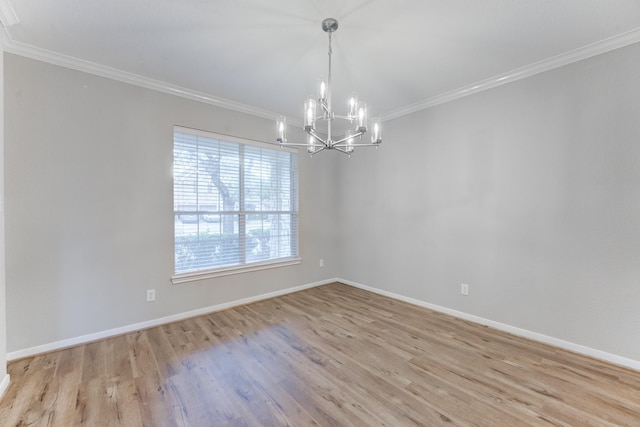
[460,283,469,296]
[319,259,324,268]
[146,289,156,302]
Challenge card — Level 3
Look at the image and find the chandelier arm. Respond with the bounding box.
[332,130,365,146]
[333,114,356,121]
[307,129,329,147]
[276,142,318,147]
[311,146,328,155]
[338,141,382,147]
[332,146,354,155]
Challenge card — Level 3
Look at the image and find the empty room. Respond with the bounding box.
[0,1,639,425]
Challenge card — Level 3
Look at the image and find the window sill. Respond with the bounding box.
[171,257,302,285]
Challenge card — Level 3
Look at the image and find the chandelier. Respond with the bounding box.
[276,18,382,155]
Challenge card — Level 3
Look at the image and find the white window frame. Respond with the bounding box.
[172,126,300,284]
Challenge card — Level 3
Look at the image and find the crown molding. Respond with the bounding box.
[382,27,640,121]
[2,22,640,123]
[0,0,18,28]
[2,36,280,121]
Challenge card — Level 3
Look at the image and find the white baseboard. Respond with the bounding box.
[7,278,334,361]
[0,374,9,400]
[338,278,640,372]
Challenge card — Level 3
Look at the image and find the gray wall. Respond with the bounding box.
[0,39,7,387]
[4,53,339,352]
[337,42,640,361]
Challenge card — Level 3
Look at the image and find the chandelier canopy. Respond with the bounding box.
[276,18,382,156]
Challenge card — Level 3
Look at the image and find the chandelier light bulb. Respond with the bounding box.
[348,94,358,119]
[304,98,316,130]
[346,130,354,154]
[357,104,368,132]
[307,134,315,154]
[318,79,327,103]
[372,117,382,144]
[276,116,286,143]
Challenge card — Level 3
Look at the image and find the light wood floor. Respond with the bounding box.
[1,283,639,426]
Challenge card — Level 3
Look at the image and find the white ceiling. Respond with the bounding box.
[3,0,640,122]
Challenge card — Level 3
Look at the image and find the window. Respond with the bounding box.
[172,126,299,282]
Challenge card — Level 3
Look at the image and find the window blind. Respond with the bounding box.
[173,127,298,276]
